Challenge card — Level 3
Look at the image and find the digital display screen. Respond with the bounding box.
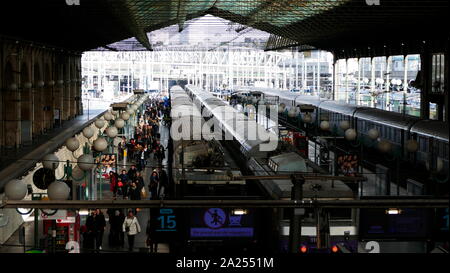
[189,208,254,238]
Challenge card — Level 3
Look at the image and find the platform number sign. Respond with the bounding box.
[156,209,176,232]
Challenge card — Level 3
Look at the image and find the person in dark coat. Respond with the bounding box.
[127,165,137,182]
[146,218,158,253]
[109,209,125,248]
[85,210,97,253]
[128,182,141,201]
[157,168,169,199]
[149,171,159,200]
[94,209,106,252]
[135,172,145,191]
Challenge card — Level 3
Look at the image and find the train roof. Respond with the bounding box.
[319,101,366,116]
[410,120,449,142]
[268,152,307,173]
[354,108,421,130]
[190,85,278,158]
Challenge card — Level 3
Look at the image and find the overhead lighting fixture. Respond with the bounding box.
[231,209,248,215]
[386,208,402,215]
[79,209,89,216]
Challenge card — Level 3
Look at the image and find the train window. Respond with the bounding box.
[419,137,427,152]
[445,144,449,160]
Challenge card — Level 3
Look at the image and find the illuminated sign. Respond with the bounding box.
[190,208,254,238]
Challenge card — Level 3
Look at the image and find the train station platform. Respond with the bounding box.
[0,118,171,254]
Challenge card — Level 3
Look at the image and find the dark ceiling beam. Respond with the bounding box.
[107,0,153,51]
[176,0,188,32]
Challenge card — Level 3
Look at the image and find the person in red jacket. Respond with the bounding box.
[109,171,119,198]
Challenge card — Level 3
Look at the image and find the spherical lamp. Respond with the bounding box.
[121,112,130,121]
[77,154,95,171]
[320,121,330,131]
[406,139,419,153]
[340,120,350,131]
[126,108,134,115]
[24,82,32,89]
[114,118,125,129]
[93,137,108,152]
[106,127,118,138]
[37,81,45,88]
[345,128,357,141]
[302,113,312,123]
[94,119,105,129]
[82,127,94,139]
[47,181,70,200]
[288,108,297,118]
[278,103,286,113]
[368,128,379,140]
[42,154,59,170]
[378,140,392,153]
[4,179,28,200]
[65,137,80,152]
[104,112,113,121]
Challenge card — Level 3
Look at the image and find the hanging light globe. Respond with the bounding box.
[82,127,95,139]
[93,137,108,152]
[115,118,125,129]
[345,128,357,141]
[288,108,297,118]
[77,154,95,171]
[106,127,118,138]
[95,119,105,129]
[302,113,312,123]
[368,128,379,140]
[340,120,350,131]
[42,154,59,170]
[378,139,392,153]
[4,179,28,200]
[121,112,130,121]
[65,137,80,152]
[320,121,330,131]
[104,112,113,121]
[406,139,419,153]
[47,181,70,200]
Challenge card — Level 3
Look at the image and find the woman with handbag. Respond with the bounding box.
[122,210,141,252]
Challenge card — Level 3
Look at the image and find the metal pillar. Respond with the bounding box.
[288,175,304,253]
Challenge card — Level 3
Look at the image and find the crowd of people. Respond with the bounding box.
[80,95,171,253]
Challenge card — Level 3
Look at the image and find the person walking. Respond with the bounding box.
[146,218,158,253]
[157,168,169,199]
[109,210,124,248]
[122,210,141,252]
[149,171,159,200]
[94,209,106,252]
[109,171,119,198]
[85,210,97,253]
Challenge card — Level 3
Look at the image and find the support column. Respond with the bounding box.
[420,50,431,119]
[32,81,44,136]
[20,83,33,145]
[4,86,21,148]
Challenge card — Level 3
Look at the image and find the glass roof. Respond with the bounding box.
[94,15,271,51]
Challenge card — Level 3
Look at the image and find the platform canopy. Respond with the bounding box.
[0,0,447,54]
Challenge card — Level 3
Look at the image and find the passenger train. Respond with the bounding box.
[233,86,449,188]
[184,85,359,253]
